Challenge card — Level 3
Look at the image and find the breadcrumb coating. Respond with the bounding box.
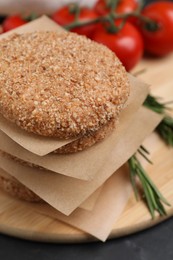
[0,31,130,138]
[55,118,116,153]
[0,172,41,202]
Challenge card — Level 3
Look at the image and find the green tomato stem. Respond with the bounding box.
[64,7,158,33]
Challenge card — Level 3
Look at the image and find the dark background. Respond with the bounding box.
[1,218,173,260]
[1,0,173,259]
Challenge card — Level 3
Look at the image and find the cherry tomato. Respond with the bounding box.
[94,0,138,15]
[52,6,98,37]
[2,15,27,32]
[140,1,173,56]
[91,21,143,71]
[116,0,139,14]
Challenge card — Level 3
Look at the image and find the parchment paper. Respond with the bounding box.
[0,76,148,180]
[79,187,102,211]
[0,164,131,241]
[0,107,162,215]
[33,165,132,242]
[0,166,101,211]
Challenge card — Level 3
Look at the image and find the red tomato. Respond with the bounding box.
[52,6,77,25]
[91,21,143,71]
[52,6,98,37]
[2,15,27,32]
[140,1,173,56]
[116,0,139,14]
[94,0,138,15]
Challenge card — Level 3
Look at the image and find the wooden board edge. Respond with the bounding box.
[0,210,172,243]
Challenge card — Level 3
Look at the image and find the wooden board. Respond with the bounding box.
[0,53,173,243]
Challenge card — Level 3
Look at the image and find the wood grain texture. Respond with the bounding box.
[0,53,173,243]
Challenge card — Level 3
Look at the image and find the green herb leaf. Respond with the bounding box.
[128,146,170,219]
[144,94,173,146]
[156,117,173,146]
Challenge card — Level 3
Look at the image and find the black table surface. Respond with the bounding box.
[1,0,173,259]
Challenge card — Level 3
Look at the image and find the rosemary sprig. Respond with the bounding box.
[128,94,173,218]
[156,117,173,146]
[144,94,169,114]
[128,146,170,218]
[144,94,173,146]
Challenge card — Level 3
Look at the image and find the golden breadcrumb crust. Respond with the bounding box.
[0,31,130,138]
[0,173,41,202]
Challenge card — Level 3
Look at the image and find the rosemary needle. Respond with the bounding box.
[156,117,173,146]
[128,146,170,218]
[144,94,173,146]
